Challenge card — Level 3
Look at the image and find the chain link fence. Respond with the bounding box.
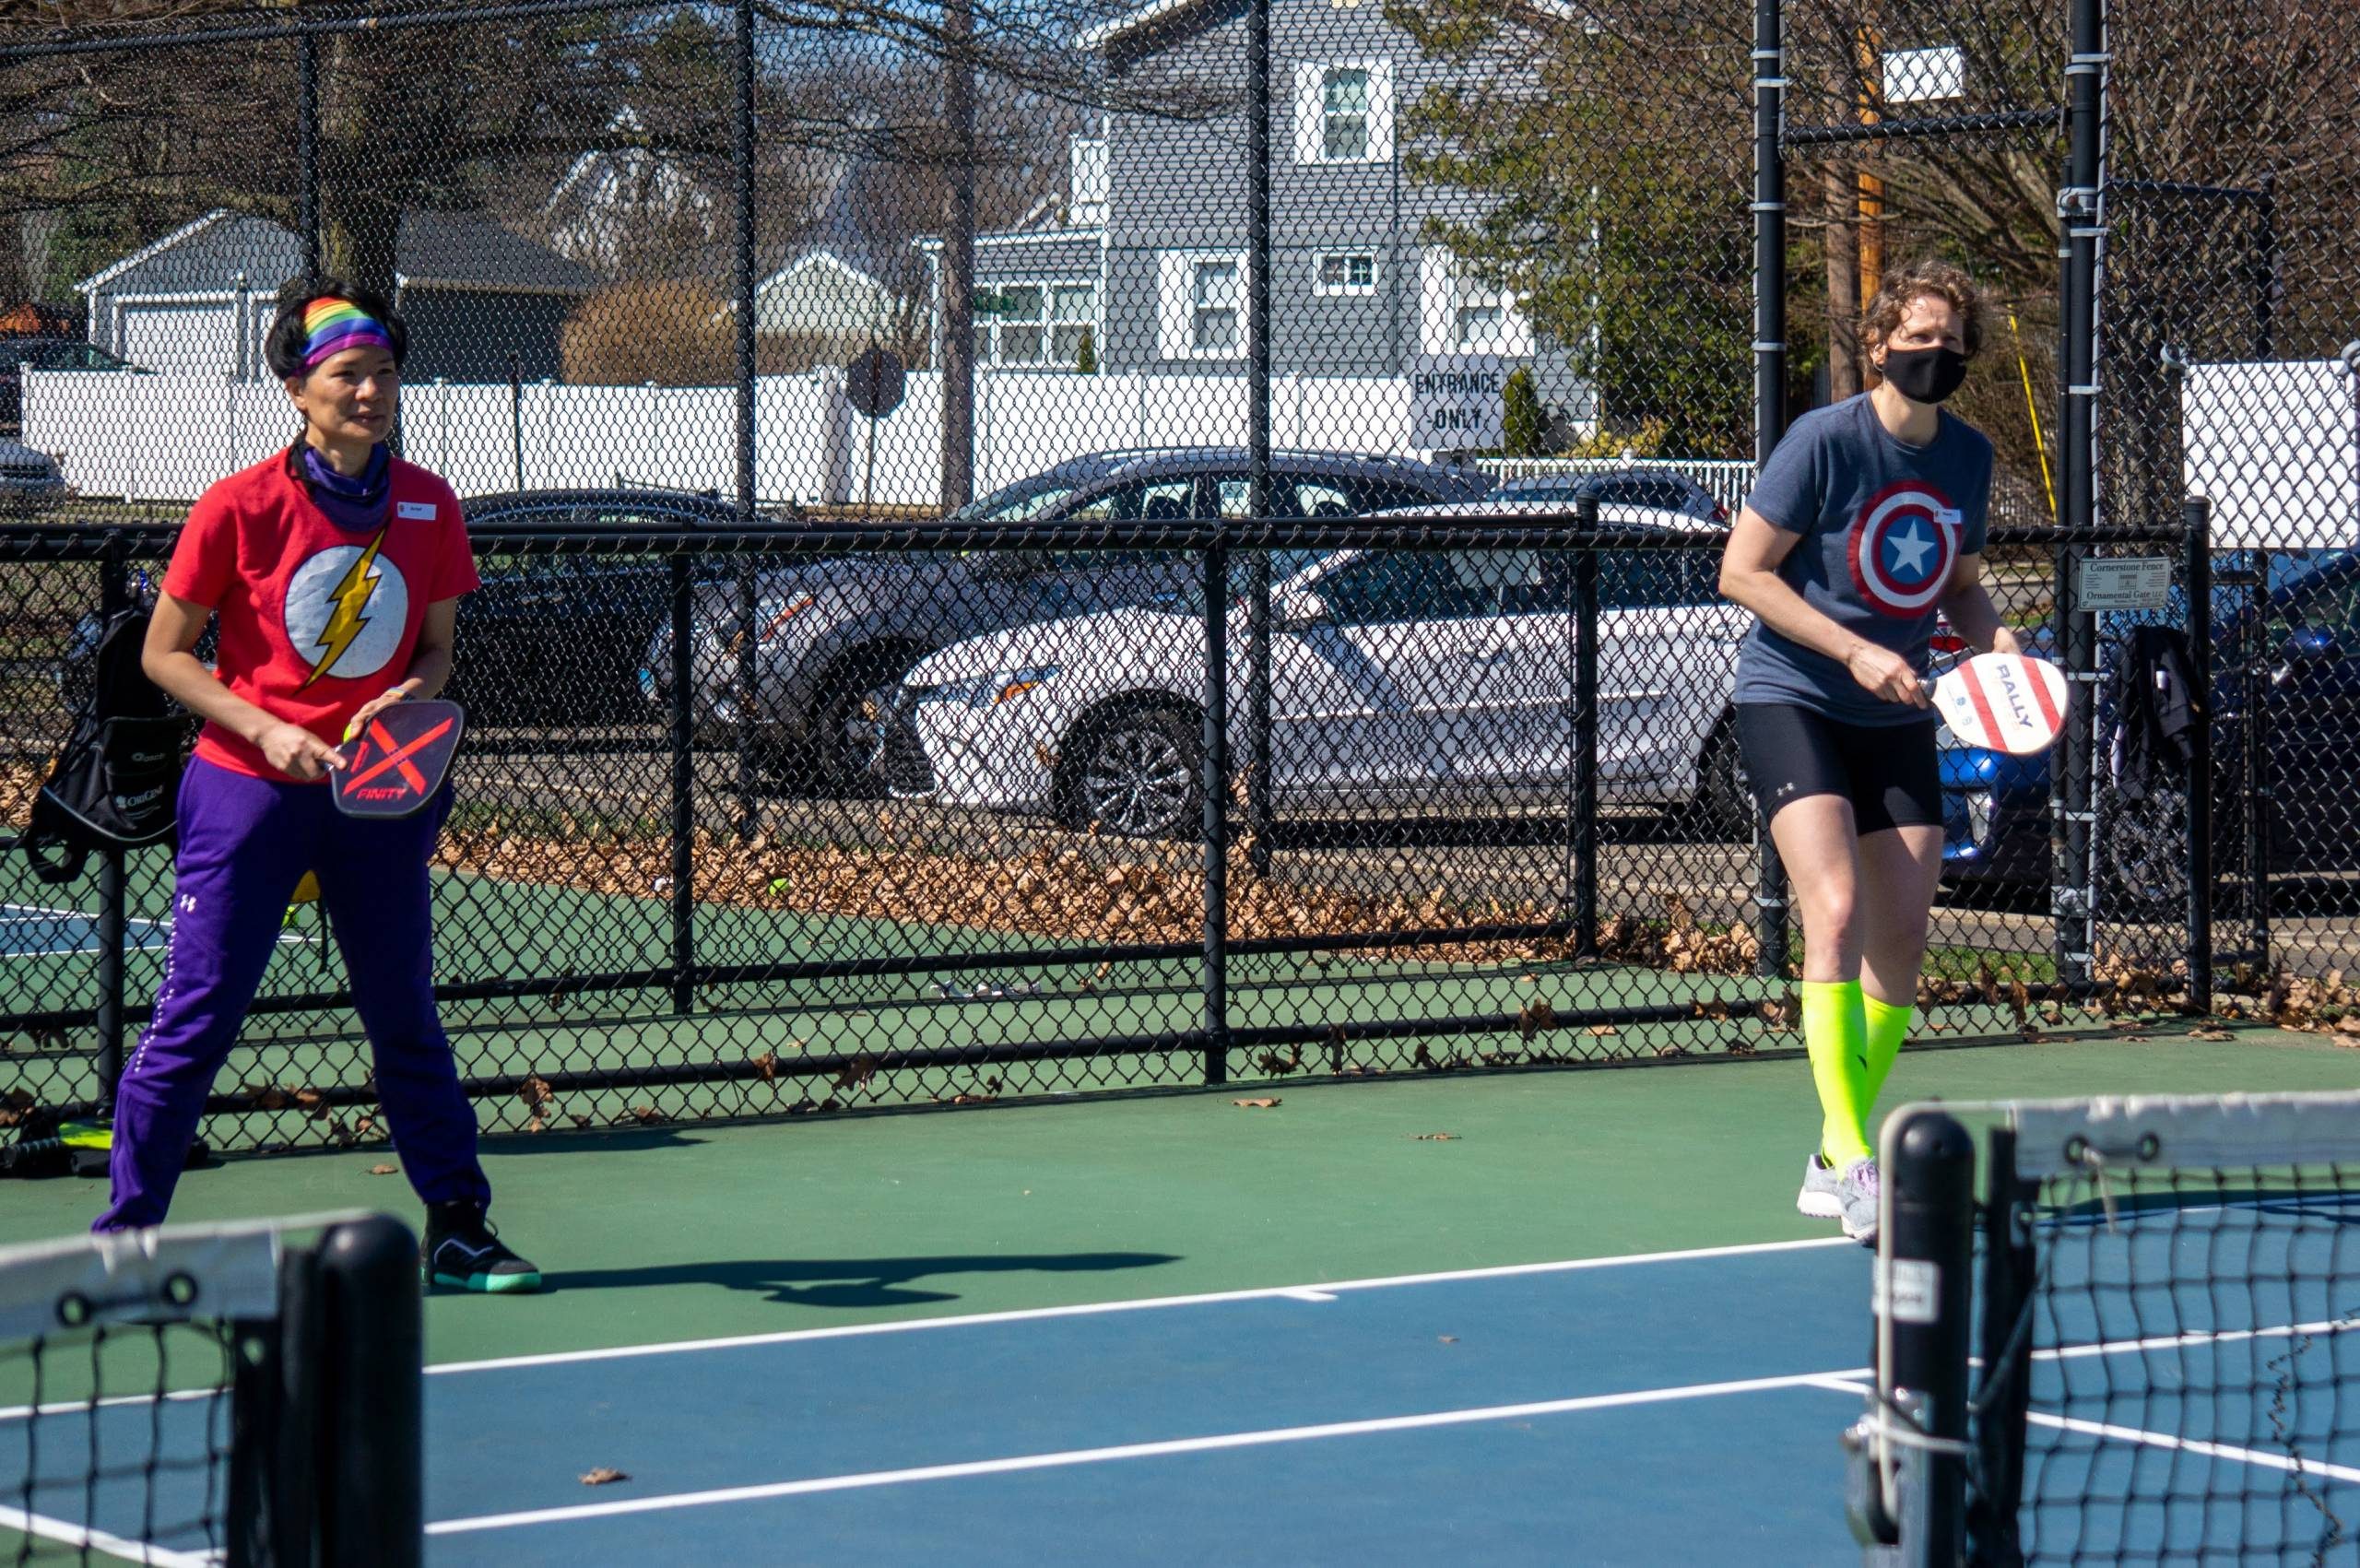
[0,0,2346,1154]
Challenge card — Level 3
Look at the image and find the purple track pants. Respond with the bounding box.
[98,756,490,1231]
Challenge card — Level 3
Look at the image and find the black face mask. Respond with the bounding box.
[1881,346,1970,405]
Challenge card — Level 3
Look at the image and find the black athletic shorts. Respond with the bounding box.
[1734,702,1942,834]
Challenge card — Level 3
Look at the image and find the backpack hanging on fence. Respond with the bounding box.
[19,606,190,885]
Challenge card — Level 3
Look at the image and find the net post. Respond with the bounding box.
[313,1215,423,1568]
[2182,498,2213,1015]
[1881,1107,1976,1567]
[1967,1124,2035,1567]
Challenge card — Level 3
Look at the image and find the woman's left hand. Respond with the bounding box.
[342,685,414,744]
[1989,626,2025,658]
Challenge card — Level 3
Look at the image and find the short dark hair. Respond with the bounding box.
[263,276,407,381]
[1862,258,1986,358]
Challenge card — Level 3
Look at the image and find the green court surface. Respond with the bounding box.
[1,1028,2352,1371]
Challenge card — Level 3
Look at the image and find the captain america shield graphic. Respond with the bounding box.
[1847,481,1961,619]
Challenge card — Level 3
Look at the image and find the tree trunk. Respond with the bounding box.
[1823,160,1861,402]
[938,0,977,513]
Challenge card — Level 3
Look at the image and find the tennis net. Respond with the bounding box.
[1847,1090,2360,1567]
[0,1212,421,1567]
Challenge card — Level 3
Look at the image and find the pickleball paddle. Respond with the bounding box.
[1931,652,2069,756]
[332,700,464,818]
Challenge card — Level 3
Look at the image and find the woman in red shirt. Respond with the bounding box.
[103,277,537,1293]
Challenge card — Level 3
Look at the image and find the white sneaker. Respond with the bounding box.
[1797,1153,1844,1219]
[1836,1159,1881,1244]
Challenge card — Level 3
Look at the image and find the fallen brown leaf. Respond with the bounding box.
[2190,1026,2235,1042]
[750,1049,778,1082]
[1232,1097,1280,1109]
[580,1468,629,1486]
[1413,1132,1458,1141]
[368,1163,398,1175]
[519,1076,554,1112]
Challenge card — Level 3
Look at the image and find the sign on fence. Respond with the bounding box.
[1410,355,1508,449]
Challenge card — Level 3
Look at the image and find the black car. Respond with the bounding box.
[1,338,142,430]
[642,447,1493,792]
[449,489,793,727]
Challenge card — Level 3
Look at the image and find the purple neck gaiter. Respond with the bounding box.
[301,443,391,533]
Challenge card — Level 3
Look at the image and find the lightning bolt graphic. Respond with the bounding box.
[301,530,387,690]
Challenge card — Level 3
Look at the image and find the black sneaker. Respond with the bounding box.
[421,1202,542,1294]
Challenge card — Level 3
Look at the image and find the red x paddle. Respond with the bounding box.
[332,700,465,818]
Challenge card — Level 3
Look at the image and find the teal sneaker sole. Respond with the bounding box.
[425,1267,543,1294]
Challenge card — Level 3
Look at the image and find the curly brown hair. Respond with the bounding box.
[1862,258,1986,359]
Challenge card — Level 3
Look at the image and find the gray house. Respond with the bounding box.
[78,209,597,383]
[919,0,1588,436]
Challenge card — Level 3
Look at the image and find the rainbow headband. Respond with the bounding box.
[301,298,395,369]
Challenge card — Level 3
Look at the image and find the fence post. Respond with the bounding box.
[297,29,320,278]
[1202,537,1230,1087]
[732,0,761,843]
[2245,547,2273,974]
[2184,498,2212,1015]
[2053,0,2107,990]
[668,554,695,1016]
[1750,0,1791,981]
[1245,0,1274,879]
[1878,1107,1976,1566]
[95,539,130,1116]
[1572,492,1600,958]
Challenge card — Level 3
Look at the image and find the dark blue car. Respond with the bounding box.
[1939,548,2360,896]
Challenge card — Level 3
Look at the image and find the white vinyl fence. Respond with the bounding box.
[24,367,1440,510]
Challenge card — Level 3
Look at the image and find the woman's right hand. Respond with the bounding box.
[258,722,347,781]
[1845,643,1930,708]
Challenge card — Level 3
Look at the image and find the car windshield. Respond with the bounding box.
[949,475,1085,525]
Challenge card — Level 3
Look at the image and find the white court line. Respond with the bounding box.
[0,1503,218,1567]
[429,1234,1860,1375]
[0,1386,218,1425]
[2026,1411,2360,1488]
[426,1366,1874,1535]
[2035,1315,2360,1364]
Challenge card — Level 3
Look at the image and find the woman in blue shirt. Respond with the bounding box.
[1717,258,2024,1243]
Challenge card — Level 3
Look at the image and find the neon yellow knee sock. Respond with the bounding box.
[1802,979,1871,1167]
[1862,993,1915,1118]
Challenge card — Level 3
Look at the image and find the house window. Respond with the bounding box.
[1323,68,1371,160]
[1157,251,1249,360]
[974,281,1097,367]
[1293,61,1394,164]
[1454,275,1508,350]
[1316,253,1377,297]
[1190,259,1241,353]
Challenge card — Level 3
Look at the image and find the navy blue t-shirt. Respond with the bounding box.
[1732,394,1994,725]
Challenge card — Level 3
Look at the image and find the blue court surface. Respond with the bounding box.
[0,903,171,960]
[6,1197,2356,1562]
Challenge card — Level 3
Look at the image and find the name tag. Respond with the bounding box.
[1934,506,1964,527]
[396,501,438,521]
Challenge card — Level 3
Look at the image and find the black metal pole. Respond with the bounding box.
[296,31,320,277]
[507,353,523,491]
[732,0,761,843]
[2184,498,2212,1015]
[1203,539,1230,1087]
[1968,1125,2036,1562]
[2054,0,2106,988]
[1881,1107,1976,1567]
[314,1216,423,1568]
[2248,548,2273,973]
[1245,0,1274,879]
[1573,494,1600,958]
[1751,0,1791,981]
[2253,170,2278,360]
[667,556,695,1016]
[95,543,129,1116]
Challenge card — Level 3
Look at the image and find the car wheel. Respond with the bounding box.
[1066,706,1203,839]
[809,650,923,797]
[1694,716,1754,842]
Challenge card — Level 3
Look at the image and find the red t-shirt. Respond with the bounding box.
[162,449,480,782]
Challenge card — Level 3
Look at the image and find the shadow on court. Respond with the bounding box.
[541,1250,1182,1309]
